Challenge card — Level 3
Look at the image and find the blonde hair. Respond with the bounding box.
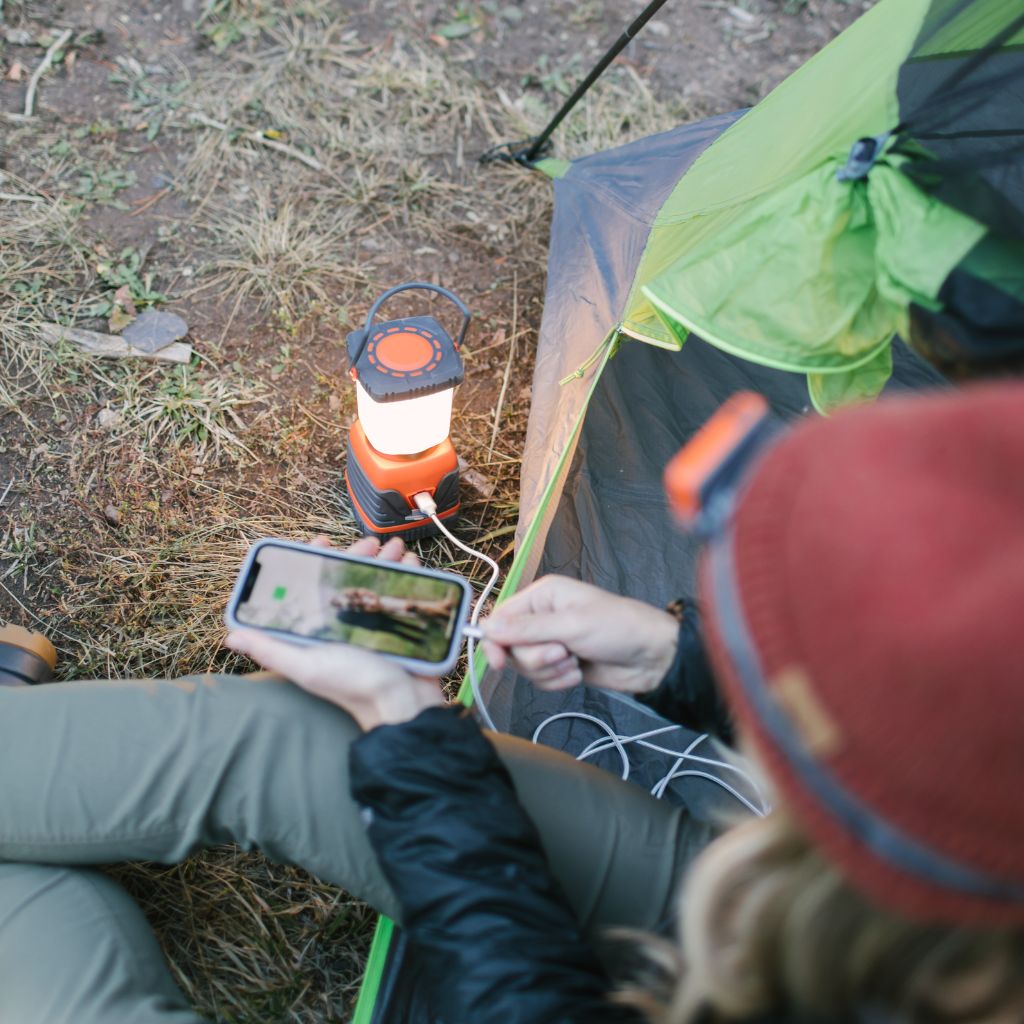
[619,812,1024,1024]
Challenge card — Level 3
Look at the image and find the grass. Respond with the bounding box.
[91,360,268,459]
[61,470,360,679]
[0,175,89,386]
[112,851,376,1022]
[197,192,367,323]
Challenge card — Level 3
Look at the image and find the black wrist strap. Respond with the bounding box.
[639,600,734,746]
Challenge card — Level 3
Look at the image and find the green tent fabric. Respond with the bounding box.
[642,151,983,411]
[615,0,1023,410]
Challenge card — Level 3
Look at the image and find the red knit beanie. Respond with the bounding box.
[700,383,1024,926]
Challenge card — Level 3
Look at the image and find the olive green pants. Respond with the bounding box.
[0,674,706,1024]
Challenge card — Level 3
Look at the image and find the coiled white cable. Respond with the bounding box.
[533,711,767,816]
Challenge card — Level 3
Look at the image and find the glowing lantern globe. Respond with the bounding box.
[344,282,470,538]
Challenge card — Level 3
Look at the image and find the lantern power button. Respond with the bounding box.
[347,314,463,402]
[368,326,443,377]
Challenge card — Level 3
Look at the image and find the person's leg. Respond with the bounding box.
[0,862,203,1024]
[0,675,704,958]
[491,732,712,935]
[0,674,399,917]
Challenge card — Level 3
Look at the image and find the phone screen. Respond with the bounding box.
[234,544,466,664]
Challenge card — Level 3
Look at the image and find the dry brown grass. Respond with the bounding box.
[112,851,376,1022]
[0,173,91,406]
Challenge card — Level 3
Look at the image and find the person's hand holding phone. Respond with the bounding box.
[481,575,678,695]
[226,536,447,731]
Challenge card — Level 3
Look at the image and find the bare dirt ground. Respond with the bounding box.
[1,1,870,1019]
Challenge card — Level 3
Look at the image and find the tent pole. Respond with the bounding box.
[517,0,674,165]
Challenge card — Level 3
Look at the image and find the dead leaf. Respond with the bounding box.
[459,458,495,498]
[108,284,138,333]
[6,61,28,82]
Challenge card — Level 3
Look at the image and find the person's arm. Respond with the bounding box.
[482,576,732,742]
[351,706,638,1024]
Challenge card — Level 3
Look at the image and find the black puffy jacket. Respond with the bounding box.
[347,612,720,1024]
[350,706,639,1023]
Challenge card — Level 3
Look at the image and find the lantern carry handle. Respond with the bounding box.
[349,281,472,371]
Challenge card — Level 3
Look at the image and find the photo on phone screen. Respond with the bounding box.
[233,544,466,664]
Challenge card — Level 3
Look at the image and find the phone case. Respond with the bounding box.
[224,538,473,675]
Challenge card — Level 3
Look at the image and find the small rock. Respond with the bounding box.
[122,310,189,353]
[728,5,758,24]
[96,408,125,431]
[3,28,36,46]
[103,504,122,526]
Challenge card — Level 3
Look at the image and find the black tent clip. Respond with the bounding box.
[836,132,892,182]
[479,137,553,168]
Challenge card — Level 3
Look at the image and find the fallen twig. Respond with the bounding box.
[489,273,518,455]
[0,172,54,201]
[129,186,171,218]
[188,112,325,172]
[23,28,73,118]
[39,322,192,364]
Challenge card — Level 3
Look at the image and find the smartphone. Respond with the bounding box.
[225,539,473,674]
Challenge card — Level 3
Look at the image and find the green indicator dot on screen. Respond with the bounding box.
[272,586,288,601]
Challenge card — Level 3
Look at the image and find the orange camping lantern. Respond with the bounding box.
[344,282,471,539]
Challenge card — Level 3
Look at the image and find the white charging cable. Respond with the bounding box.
[411,492,765,815]
[414,492,500,731]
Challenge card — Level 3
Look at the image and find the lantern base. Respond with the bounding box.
[345,420,460,539]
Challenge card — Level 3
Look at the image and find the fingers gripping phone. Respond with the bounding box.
[225,539,472,674]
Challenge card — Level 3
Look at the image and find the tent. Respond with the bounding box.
[353,0,1022,1018]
